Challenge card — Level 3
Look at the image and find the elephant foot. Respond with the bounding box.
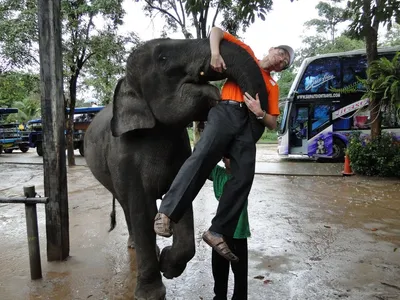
[159,246,188,279]
[135,279,166,300]
[127,235,136,249]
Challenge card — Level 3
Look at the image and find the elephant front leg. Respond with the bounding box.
[159,204,195,279]
[129,197,166,300]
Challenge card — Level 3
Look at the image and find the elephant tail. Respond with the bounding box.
[108,196,117,232]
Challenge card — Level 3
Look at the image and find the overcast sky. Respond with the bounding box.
[121,0,322,58]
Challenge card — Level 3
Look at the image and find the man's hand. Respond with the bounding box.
[243,92,264,117]
[244,92,277,130]
[210,53,226,73]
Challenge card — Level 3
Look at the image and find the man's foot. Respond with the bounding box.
[202,230,238,262]
[154,212,173,237]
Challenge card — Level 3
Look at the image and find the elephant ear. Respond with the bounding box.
[111,77,156,137]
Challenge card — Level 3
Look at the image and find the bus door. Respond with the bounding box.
[308,103,333,158]
[288,104,309,155]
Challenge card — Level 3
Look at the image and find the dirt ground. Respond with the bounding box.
[0,145,399,300]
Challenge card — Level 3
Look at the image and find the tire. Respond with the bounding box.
[36,142,43,156]
[19,145,29,153]
[4,149,13,154]
[0,144,3,154]
[332,137,345,161]
[79,143,84,156]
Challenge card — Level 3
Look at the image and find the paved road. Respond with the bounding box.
[0,146,399,299]
[0,144,344,176]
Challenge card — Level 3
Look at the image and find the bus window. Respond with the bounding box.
[279,101,290,134]
[333,117,351,130]
[297,58,341,93]
[311,104,331,136]
[342,56,367,89]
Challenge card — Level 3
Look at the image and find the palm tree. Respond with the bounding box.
[358,52,400,137]
[13,94,41,124]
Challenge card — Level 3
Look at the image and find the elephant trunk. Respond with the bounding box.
[184,39,269,112]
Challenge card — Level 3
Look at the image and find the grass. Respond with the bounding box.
[186,128,278,144]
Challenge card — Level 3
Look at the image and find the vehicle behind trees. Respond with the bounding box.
[277,46,400,161]
[25,106,104,156]
[0,108,30,154]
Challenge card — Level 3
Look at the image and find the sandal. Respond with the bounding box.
[202,230,239,262]
[154,212,173,237]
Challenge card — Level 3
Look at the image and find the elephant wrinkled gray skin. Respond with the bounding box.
[84,38,268,300]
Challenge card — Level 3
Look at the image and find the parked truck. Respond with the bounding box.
[0,108,30,154]
[25,106,104,156]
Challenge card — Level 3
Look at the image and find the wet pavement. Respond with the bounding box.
[0,144,344,176]
[0,145,399,300]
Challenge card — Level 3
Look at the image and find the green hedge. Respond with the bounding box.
[347,132,400,177]
[187,128,278,143]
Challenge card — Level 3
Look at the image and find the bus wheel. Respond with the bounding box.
[79,143,84,156]
[332,138,345,161]
[4,149,13,154]
[36,143,43,156]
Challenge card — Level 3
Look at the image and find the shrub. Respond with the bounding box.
[347,132,400,177]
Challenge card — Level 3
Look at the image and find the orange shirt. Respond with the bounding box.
[220,32,280,116]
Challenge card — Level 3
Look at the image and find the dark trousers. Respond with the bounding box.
[159,103,256,237]
[212,238,248,300]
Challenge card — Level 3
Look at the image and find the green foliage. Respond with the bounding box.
[0,0,137,106]
[346,0,400,40]
[83,32,140,104]
[384,23,400,46]
[142,0,273,39]
[0,72,39,108]
[12,95,41,123]
[347,132,400,177]
[358,52,400,105]
[330,81,361,93]
[187,126,277,143]
[297,34,365,67]
[0,0,39,70]
[258,129,278,143]
[304,0,346,43]
[276,68,296,98]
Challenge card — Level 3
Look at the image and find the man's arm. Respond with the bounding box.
[209,27,226,73]
[258,113,278,130]
[243,92,278,130]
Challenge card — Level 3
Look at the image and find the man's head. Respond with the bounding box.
[259,45,295,72]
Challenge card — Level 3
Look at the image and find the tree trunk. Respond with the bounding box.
[191,15,210,144]
[66,74,78,166]
[363,0,381,138]
[193,121,201,144]
[191,13,208,145]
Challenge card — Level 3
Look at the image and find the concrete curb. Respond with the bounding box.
[255,171,344,177]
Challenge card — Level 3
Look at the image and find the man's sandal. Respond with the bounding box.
[202,230,239,262]
[154,212,173,237]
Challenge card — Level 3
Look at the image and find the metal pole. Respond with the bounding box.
[24,186,42,280]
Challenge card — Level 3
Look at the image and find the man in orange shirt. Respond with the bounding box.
[155,26,294,262]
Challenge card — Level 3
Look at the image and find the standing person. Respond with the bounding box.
[154,26,294,261]
[209,157,250,300]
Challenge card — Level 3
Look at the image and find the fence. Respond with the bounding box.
[0,186,49,280]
